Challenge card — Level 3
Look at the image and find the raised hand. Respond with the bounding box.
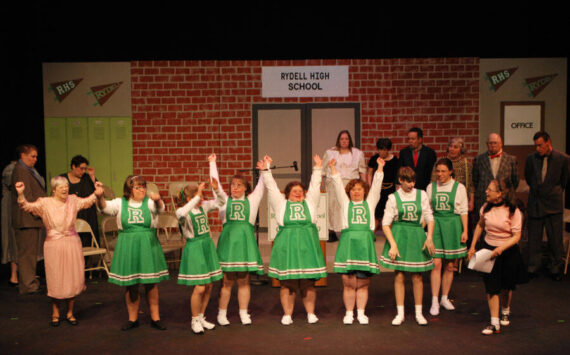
[208,153,216,163]
[263,155,273,168]
[94,182,104,197]
[196,182,207,198]
[256,160,265,170]
[376,157,386,172]
[313,154,322,168]
[329,158,337,175]
[149,192,161,202]
[14,181,25,195]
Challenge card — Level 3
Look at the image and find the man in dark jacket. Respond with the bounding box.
[399,127,436,191]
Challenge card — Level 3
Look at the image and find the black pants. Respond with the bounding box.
[527,214,564,274]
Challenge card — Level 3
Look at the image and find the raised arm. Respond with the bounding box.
[329,158,349,207]
[15,181,43,217]
[306,154,323,207]
[203,177,227,212]
[366,157,385,209]
[259,155,286,213]
[176,183,206,219]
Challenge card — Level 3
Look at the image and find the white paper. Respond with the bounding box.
[467,249,496,273]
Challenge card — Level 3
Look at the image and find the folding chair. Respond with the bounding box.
[75,218,110,277]
[100,216,119,267]
[157,212,185,269]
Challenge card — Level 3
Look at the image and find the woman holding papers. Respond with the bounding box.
[468,179,527,335]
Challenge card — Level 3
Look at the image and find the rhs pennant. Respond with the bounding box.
[89,81,123,106]
[485,68,517,92]
[524,74,557,97]
[49,79,83,102]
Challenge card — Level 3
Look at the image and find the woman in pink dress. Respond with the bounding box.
[15,176,104,327]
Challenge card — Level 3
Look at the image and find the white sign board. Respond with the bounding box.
[262,66,349,98]
[504,104,542,145]
[268,192,328,241]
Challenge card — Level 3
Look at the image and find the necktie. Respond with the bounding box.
[541,156,548,182]
[413,150,418,167]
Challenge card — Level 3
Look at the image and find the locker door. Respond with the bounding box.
[109,117,133,197]
[44,117,68,193]
[88,117,112,189]
[66,117,90,163]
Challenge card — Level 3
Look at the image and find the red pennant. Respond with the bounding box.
[50,79,83,102]
[524,74,557,97]
[485,68,517,92]
[89,81,123,106]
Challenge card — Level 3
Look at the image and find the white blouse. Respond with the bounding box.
[331,169,384,231]
[382,188,434,226]
[322,147,366,179]
[102,197,164,230]
[425,178,468,215]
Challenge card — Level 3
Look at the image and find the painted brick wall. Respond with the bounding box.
[131,58,479,231]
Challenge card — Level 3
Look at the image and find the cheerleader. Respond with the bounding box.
[427,158,468,316]
[210,157,265,326]
[260,154,326,325]
[330,157,384,324]
[98,175,169,331]
[176,154,226,334]
[379,166,435,326]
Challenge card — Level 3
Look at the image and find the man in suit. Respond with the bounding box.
[472,133,519,217]
[525,131,569,280]
[11,144,46,294]
[399,127,437,191]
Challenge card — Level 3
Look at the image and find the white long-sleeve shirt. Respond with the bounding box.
[102,197,164,230]
[331,169,384,231]
[175,167,227,239]
[262,165,322,239]
[209,161,265,226]
[425,178,468,215]
[382,188,434,226]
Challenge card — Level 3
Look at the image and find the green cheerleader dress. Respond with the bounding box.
[108,197,169,286]
[379,190,434,272]
[217,198,264,274]
[268,201,327,280]
[431,181,467,259]
[177,206,223,285]
[333,201,380,274]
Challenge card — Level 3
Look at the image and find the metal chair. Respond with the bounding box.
[100,216,119,267]
[75,218,110,277]
[157,212,185,269]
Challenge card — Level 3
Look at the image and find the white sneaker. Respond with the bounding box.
[440,298,455,311]
[429,302,440,316]
[281,315,293,326]
[391,314,404,326]
[500,312,510,326]
[307,313,319,324]
[199,315,215,330]
[415,314,428,326]
[191,318,204,334]
[217,313,230,326]
[240,312,252,325]
[357,314,369,325]
[343,313,354,324]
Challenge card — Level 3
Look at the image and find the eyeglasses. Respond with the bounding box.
[133,186,147,191]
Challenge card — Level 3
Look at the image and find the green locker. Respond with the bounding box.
[87,118,112,191]
[109,117,133,197]
[44,117,68,194]
[66,117,89,161]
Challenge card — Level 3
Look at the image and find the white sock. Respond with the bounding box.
[357,309,365,317]
[502,307,510,315]
[441,295,448,303]
[239,309,249,317]
[397,305,405,317]
[415,305,423,317]
[432,296,439,305]
[491,317,500,329]
[218,309,227,317]
[345,310,354,317]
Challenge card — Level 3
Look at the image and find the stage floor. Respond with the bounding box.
[1,262,569,354]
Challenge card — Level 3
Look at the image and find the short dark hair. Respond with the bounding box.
[335,130,354,150]
[231,175,252,196]
[408,127,423,138]
[17,144,38,158]
[123,175,147,199]
[376,138,392,150]
[398,166,416,182]
[70,155,89,169]
[284,181,307,199]
[345,179,370,200]
[533,131,551,142]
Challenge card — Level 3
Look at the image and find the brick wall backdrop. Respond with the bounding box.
[131,58,479,231]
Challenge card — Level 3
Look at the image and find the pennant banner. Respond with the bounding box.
[89,81,123,106]
[485,68,517,92]
[524,74,557,97]
[49,79,83,102]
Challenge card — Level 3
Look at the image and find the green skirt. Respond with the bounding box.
[433,214,467,259]
[379,223,434,272]
[178,235,223,286]
[334,229,379,274]
[108,230,169,286]
[268,224,327,280]
[217,222,264,274]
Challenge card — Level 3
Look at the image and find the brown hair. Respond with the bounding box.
[483,179,517,216]
[231,175,252,196]
[397,166,416,182]
[345,179,370,200]
[335,130,354,150]
[178,184,199,207]
[284,181,307,199]
[123,175,147,199]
